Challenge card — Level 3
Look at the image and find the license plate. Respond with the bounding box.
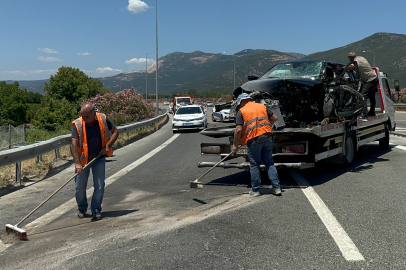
[183,123,193,126]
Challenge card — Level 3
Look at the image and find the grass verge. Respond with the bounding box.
[0,115,168,190]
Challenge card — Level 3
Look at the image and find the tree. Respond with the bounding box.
[44,66,111,104]
[32,96,77,131]
[187,89,198,96]
[26,91,43,104]
[0,81,27,126]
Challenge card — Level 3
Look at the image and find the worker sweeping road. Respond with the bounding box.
[71,103,119,221]
[231,93,281,197]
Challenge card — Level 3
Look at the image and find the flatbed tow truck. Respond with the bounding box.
[198,66,399,171]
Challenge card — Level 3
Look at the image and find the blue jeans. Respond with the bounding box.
[247,140,280,191]
[75,157,105,213]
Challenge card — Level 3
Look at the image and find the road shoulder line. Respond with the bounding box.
[24,134,180,230]
[289,169,364,261]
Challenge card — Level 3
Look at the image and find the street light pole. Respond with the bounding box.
[145,52,155,102]
[362,50,375,67]
[155,0,159,115]
[233,55,236,90]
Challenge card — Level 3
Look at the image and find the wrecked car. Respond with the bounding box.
[226,59,365,128]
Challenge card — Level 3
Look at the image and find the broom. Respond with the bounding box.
[5,154,101,240]
[190,147,239,189]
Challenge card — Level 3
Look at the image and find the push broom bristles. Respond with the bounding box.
[5,224,27,240]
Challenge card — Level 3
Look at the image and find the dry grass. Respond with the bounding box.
[0,115,168,190]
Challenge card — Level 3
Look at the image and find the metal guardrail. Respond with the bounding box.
[0,109,167,173]
[394,104,406,107]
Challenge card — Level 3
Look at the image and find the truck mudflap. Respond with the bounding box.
[197,162,314,170]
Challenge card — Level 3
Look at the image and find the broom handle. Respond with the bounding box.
[15,154,102,227]
[195,146,239,182]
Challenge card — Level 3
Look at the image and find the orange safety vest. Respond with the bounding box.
[239,102,273,145]
[72,112,113,166]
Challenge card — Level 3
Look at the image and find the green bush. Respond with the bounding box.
[0,81,27,126]
[32,97,77,131]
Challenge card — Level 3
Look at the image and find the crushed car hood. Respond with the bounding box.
[233,78,324,98]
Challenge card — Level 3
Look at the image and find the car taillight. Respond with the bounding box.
[282,144,305,153]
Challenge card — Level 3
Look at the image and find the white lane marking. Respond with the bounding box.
[395,145,406,151]
[24,134,180,230]
[0,242,11,253]
[289,169,364,261]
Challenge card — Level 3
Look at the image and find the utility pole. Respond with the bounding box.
[155,0,159,115]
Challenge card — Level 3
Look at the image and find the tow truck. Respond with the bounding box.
[198,63,399,171]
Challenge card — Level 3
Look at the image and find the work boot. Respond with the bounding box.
[271,188,282,196]
[249,190,260,197]
[92,212,102,221]
[77,209,87,218]
[357,113,368,120]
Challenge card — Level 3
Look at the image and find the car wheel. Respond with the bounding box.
[173,130,177,134]
[212,115,216,122]
[220,115,224,122]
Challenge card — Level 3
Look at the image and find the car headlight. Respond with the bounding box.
[173,117,180,121]
[196,116,204,120]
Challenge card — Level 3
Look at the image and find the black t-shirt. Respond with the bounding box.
[236,105,274,145]
[72,117,115,161]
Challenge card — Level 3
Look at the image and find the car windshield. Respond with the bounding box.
[176,107,202,114]
[260,61,323,80]
[177,98,191,104]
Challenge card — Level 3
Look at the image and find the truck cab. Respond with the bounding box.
[173,96,192,113]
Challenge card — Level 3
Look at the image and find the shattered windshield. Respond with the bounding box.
[260,61,323,80]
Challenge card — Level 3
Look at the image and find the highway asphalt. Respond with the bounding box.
[1,108,406,269]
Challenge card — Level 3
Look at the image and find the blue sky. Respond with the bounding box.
[1,0,406,81]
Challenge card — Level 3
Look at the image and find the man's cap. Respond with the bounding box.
[237,93,251,105]
[348,52,356,57]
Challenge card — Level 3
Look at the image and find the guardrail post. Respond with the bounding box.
[37,155,43,163]
[15,161,21,184]
[8,124,12,149]
[55,148,60,159]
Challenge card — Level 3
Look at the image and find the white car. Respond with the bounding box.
[172,105,207,133]
[212,106,233,122]
[163,101,169,105]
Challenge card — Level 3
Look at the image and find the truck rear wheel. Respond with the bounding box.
[342,135,355,166]
[379,124,390,150]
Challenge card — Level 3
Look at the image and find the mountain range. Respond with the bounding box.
[4,32,405,95]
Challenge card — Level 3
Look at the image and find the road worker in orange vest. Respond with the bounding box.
[232,93,281,197]
[71,103,119,221]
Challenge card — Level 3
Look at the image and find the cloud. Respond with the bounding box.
[127,0,150,14]
[37,48,58,54]
[77,52,91,56]
[80,69,93,73]
[125,57,155,65]
[95,67,122,74]
[4,70,26,75]
[28,69,58,75]
[38,56,63,62]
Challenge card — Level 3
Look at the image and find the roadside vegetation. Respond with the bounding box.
[0,66,162,190]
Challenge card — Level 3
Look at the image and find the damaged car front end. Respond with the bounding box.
[227,59,364,129]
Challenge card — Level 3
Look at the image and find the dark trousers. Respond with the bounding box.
[361,77,379,116]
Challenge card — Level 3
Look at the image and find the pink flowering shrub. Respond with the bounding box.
[395,88,406,103]
[85,88,155,125]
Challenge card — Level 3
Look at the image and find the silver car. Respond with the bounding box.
[172,105,207,133]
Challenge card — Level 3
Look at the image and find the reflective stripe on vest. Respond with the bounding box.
[99,112,112,140]
[240,102,273,145]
